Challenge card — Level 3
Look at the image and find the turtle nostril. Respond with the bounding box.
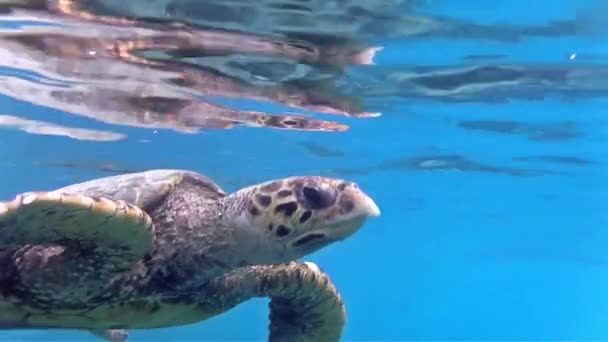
[301,186,335,209]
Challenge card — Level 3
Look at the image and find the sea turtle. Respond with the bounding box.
[0,169,380,341]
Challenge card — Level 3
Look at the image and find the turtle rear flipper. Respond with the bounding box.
[0,192,154,306]
[201,261,345,342]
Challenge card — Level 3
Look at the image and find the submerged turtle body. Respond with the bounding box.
[0,169,380,341]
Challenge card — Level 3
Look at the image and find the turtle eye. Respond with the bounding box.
[300,186,336,209]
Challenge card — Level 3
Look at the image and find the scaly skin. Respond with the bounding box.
[0,170,380,341]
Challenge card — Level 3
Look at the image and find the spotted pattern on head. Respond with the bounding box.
[259,181,282,193]
[245,177,358,244]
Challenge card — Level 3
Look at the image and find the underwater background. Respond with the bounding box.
[0,0,608,340]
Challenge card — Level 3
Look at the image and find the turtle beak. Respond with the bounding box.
[358,192,381,217]
[349,188,381,218]
[336,182,381,220]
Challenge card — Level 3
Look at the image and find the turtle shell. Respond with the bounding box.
[0,170,226,331]
[53,169,226,209]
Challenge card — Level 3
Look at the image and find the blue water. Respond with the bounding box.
[1,1,608,341]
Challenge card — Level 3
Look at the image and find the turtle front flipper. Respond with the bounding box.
[0,192,154,307]
[201,261,345,342]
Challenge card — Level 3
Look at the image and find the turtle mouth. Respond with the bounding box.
[292,233,327,247]
[289,214,368,252]
[325,215,369,241]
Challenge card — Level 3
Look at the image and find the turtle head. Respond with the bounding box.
[225,176,380,261]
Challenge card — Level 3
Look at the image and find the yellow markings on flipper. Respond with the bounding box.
[0,192,154,260]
